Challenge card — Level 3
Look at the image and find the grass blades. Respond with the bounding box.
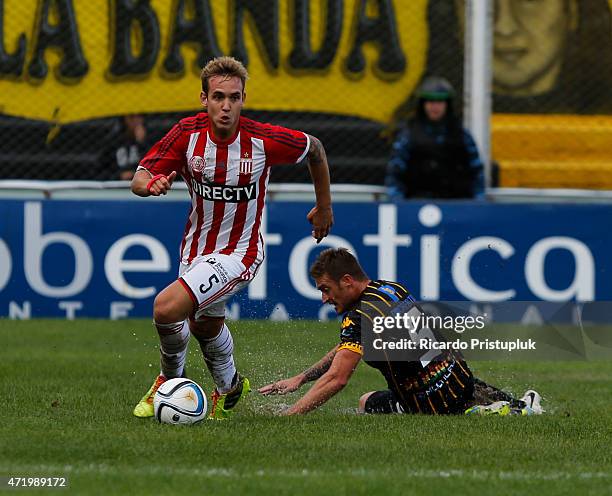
[1,320,611,495]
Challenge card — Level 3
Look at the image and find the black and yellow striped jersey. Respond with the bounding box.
[339,279,413,356]
[338,279,472,408]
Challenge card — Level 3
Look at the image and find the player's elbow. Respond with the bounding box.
[335,377,349,390]
[326,372,349,390]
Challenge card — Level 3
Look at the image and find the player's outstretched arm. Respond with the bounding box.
[305,134,333,243]
[283,349,361,415]
[131,169,177,197]
[258,345,339,396]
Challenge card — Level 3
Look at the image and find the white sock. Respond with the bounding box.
[196,323,236,393]
[155,320,189,378]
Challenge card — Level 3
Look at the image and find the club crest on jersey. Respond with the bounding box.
[189,155,205,173]
[342,316,355,329]
[239,151,253,175]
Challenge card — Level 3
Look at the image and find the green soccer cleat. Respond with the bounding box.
[207,374,251,420]
[133,374,167,418]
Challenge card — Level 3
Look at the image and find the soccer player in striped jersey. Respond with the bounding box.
[131,56,333,420]
[260,248,543,416]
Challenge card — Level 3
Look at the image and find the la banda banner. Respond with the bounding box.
[0,0,425,123]
[0,200,610,320]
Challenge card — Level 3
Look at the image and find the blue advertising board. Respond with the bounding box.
[0,200,609,320]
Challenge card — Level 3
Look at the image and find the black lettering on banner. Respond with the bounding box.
[345,0,406,75]
[199,274,219,294]
[28,0,88,79]
[163,0,222,75]
[289,0,342,69]
[108,0,160,77]
[230,0,278,69]
[0,1,26,76]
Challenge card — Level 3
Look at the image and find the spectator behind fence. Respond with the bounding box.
[384,77,484,200]
[111,114,148,180]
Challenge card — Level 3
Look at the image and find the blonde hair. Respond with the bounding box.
[200,56,249,93]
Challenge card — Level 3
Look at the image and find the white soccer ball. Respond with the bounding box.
[153,378,207,424]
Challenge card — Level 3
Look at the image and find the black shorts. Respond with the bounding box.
[364,360,474,415]
[364,384,474,415]
[363,390,405,414]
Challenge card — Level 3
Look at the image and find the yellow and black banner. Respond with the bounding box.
[0,0,429,123]
[1,1,611,122]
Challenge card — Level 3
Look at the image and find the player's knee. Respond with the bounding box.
[358,392,375,413]
[153,293,181,323]
[153,281,195,324]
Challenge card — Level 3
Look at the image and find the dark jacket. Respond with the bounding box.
[385,100,484,199]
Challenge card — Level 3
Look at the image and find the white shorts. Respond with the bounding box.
[178,253,258,320]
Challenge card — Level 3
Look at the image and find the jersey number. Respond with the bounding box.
[404,306,442,367]
[199,274,220,294]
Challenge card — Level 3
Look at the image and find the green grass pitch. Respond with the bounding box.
[1,320,611,495]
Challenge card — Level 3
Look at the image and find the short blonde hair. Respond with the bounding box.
[200,56,249,93]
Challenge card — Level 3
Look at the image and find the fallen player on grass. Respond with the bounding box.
[259,248,543,417]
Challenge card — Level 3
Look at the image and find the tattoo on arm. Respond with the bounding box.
[306,135,327,167]
[303,346,338,382]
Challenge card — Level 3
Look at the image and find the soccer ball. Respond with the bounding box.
[153,378,207,424]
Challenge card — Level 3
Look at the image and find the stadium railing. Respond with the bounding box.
[1,180,612,204]
[0,180,387,202]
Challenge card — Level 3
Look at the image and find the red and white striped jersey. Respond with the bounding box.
[139,113,310,268]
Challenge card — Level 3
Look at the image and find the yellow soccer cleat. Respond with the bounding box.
[207,374,251,420]
[133,374,167,418]
[464,401,511,416]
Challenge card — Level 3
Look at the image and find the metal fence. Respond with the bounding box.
[0,1,611,188]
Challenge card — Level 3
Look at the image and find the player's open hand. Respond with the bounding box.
[147,171,177,196]
[306,205,333,243]
[258,376,304,396]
